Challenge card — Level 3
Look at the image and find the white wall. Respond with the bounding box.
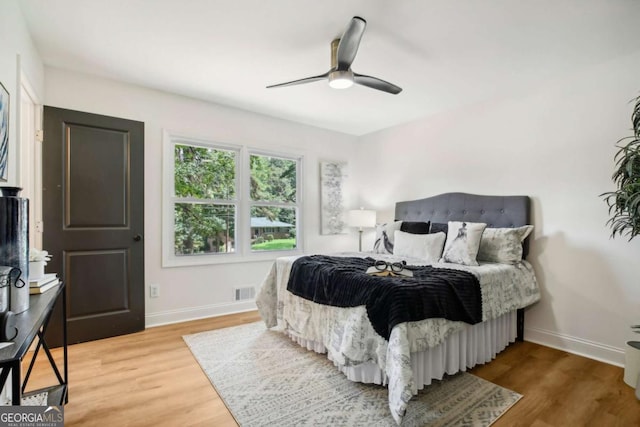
[45,68,359,326]
[353,50,640,366]
[0,0,44,186]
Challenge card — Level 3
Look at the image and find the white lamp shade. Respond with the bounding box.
[347,209,376,228]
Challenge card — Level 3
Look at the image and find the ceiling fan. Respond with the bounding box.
[267,16,402,95]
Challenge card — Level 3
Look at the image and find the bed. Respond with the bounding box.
[256,192,540,425]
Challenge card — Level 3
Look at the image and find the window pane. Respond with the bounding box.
[250,206,296,251]
[250,155,297,203]
[175,203,235,255]
[174,144,236,199]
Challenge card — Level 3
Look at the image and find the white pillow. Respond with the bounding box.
[394,230,446,263]
[477,225,533,264]
[441,221,487,266]
[373,221,402,254]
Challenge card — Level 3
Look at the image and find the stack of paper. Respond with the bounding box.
[28,273,59,294]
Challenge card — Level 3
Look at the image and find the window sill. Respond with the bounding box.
[162,248,304,268]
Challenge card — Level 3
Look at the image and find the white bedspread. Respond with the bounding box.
[256,252,540,425]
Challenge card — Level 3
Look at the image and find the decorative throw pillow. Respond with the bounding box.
[477,225,534,264]
[430,222,448,236]
[400,221,430,235]
[394,230,446,263]
[373,221,403,254]
[441,221,487,266]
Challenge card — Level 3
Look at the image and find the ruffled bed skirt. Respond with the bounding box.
[286,310,516,394]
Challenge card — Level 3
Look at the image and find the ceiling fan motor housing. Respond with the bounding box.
[328,70,354,89]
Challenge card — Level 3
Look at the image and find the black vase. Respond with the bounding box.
[0,186,29,313]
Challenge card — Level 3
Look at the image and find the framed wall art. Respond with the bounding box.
[320,160,347,235]
[0,82,9,182]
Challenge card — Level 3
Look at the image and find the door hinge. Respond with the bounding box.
[36,130,44,142]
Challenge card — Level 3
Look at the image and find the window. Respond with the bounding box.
[173,143,238,255]
[249,153,298,252]
[163,132,302,266]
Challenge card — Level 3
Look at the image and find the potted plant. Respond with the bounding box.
[602,95,640,398]
[601,95,640,239]
[28,248,52,280]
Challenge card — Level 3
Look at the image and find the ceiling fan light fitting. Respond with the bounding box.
[328,70,354,89]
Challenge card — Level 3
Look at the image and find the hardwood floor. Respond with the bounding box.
[25,311,639,426]
[472,341,640,426]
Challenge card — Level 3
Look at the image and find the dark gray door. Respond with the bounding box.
[43,106,144,345]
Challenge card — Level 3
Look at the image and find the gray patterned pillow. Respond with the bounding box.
[373,221,402,254]
[441,221,487,266]
[477,225,533,264]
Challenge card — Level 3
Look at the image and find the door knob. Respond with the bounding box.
[133,234,142,242]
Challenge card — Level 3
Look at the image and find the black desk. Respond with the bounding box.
[0,283,67,405]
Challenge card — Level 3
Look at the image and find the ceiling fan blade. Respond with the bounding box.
[353,73,402,95]
[336,16,366,71]
[266,72,329,89]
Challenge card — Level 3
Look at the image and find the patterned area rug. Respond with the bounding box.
[183,322,521,427]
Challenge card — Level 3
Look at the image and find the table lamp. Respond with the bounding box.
[347,208,376,252]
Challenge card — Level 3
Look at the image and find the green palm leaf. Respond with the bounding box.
[602,95,640,240]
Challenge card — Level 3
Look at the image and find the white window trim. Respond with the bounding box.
[162,130,304,267]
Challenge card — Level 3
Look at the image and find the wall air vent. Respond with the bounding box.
[234,286,256,301]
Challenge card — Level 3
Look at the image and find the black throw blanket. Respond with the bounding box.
[286,255,482,340]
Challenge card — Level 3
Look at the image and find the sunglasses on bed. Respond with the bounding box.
[373,260,407,272]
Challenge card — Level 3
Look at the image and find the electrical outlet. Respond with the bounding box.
[149,284,160,298]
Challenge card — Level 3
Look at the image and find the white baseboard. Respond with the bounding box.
[525,326,625,367]
[145,300,257,328]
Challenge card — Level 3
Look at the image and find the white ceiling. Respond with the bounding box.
[18,0,640,136]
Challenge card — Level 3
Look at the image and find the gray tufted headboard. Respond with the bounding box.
[395,192,531,258]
